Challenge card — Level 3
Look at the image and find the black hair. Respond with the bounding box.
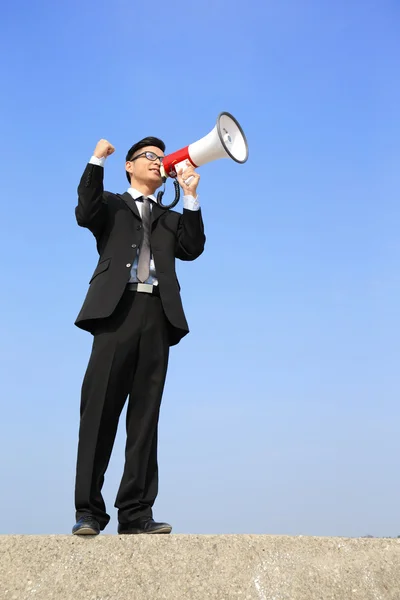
[125,136,166,183]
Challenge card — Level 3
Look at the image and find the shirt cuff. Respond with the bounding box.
[89,155,106,167]
[183,195,200,211]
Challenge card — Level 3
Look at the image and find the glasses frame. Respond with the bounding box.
[128,151,164,164]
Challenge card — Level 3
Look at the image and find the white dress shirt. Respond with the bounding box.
[88,155,200,285]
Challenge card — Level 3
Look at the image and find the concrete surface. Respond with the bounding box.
[1,534,399,599]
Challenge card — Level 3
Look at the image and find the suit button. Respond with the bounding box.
[131,244,137,248]
[126,263,131,268]
[136,225,142,230]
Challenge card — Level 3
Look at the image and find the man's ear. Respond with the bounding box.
[125,161,133,180]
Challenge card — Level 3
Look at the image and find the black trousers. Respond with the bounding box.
[74,290,170,530]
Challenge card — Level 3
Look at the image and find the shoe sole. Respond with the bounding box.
[147,527,172,535]
[73,527,100,536]
[119,526,172,535]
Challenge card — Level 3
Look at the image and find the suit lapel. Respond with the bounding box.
[119,192,141,220]
[151,201,166,228]
[118,192,165,228]
[120,192,166,227]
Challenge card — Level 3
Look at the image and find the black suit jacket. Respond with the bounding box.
[74,163,206,346]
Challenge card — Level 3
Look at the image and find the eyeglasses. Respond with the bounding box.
[128,151,164,163]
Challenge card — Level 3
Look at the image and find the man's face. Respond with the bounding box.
[126,146,165,188]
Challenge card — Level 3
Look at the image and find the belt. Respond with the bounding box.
[126,282,160,296]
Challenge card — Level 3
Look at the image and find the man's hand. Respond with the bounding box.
[93,139,115,159]
[177,161,200,197]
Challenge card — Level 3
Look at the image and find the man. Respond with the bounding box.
[72,137,205,535]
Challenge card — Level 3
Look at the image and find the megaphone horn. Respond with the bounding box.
[160,112,249,180]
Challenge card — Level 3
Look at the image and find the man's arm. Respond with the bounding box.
[75,139,115,237]
[174,161,206,260]
[175,208,206,260]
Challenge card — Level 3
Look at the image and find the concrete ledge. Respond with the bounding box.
[1,535,399,599]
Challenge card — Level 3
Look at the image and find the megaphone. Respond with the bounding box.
[157,112,248,209]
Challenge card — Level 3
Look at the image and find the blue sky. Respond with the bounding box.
[1,0,399,536]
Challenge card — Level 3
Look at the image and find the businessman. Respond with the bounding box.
[72,137,205,535]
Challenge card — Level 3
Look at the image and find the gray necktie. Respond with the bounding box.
[137,196,151,283]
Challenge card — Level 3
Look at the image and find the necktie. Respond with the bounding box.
[137,196,151,283]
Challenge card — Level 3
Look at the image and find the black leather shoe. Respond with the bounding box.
[118,517,172,535]
[72,516,100,535]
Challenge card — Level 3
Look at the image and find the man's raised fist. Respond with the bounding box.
[93,139,115,159]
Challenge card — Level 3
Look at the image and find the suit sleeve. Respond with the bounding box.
[175,208,206,261]
[75,164,108,238]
